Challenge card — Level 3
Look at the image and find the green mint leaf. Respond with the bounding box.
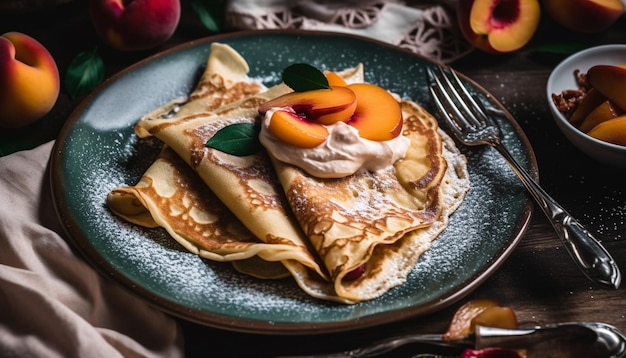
[283,63,331,92]
[205,123,262,156]
[191,0,224,33]
[65,47,104,99]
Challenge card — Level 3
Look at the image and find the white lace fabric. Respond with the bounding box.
[225,0,472,63]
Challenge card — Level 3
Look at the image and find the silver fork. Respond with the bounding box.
[427,64,621,289]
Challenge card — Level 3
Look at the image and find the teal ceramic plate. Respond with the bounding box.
[50,30,535,335]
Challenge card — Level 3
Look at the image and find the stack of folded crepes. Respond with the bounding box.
[107,43,470,304]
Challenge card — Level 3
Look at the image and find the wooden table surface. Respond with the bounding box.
[2,3,625,357]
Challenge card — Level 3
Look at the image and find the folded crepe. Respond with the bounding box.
[107,146,290,279]
[132,44,332,280]
[135,85,333,280]
[135,42,266,138]
[129,53,368,284]
[269,99,469,302]
[110,42,314,280]
[111,43,469,303]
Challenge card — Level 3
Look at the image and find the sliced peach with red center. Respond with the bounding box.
[347,83,403,141]
[259,80,404,148]
[259,86,356,125]
[267,109,329,148]
[457,0,541,53]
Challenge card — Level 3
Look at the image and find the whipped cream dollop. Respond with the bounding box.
[259,108,410,178]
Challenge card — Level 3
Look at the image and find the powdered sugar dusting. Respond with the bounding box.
[55,34,533,329]
[60,113,528,326]
[67,130,335,317]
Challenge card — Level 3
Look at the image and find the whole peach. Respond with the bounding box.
[542,0,625,33]
[457,0,540,53]
[0,32,60,128]
[89,0,181,51]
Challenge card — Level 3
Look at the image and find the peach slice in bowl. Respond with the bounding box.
[546,44,626,170]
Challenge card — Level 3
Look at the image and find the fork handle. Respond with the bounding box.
[494,144,621,289]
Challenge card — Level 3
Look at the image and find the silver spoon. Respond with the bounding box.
[477,322,626,357]
[279,322,626,357]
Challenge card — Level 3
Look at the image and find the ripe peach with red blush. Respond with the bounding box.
[542,0,624,33]
[0,32,60,128]
[89,0,181,51]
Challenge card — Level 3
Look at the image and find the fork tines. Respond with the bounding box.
[427,65,502,147]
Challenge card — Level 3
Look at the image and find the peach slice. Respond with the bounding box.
[587,115,626,146]
[346,83,403,141]
[324,71,348,87]
[259,86,357,125]
[587,65,626,112]
[267,109,329,148]
[579,100,623,132]
[444,299,518,342]
[470,306,518,332]
[569,88,606,125]
[444,298,501,340]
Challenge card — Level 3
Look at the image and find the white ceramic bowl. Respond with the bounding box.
[546,44,626,169]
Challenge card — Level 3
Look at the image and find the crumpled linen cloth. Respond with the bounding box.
[0,141,184,358]
[225,0,472,63]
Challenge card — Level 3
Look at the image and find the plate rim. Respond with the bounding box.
[49,29,536,335]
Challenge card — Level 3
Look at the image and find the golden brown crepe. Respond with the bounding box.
[134,88,467,303]
[109,43,469,303]
[134,86,329,279]
[107,146,296,278]
[110,43,312,280]
[129,57,368,285]
[135,42,266,138]
[269,99,468,302]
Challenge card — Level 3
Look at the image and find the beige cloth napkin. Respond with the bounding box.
[0,141,184,358]
[225,0,472,63]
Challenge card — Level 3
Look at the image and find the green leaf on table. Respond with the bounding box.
[65,47,104,100]
[205,123,263,156]
[283,63,331,92]
[191,0,224,33]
